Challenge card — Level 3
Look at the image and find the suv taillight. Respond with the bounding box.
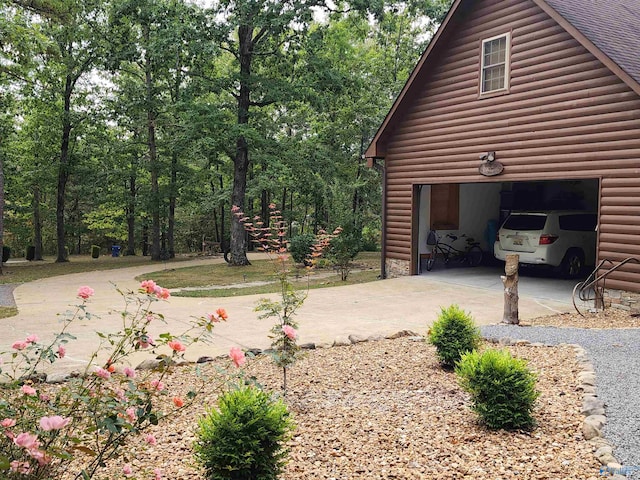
[539,234,558,245]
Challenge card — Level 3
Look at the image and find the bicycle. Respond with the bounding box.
[425,230,483,271]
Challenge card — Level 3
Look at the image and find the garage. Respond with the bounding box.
[365,0,640,300]
[416,178,600,279]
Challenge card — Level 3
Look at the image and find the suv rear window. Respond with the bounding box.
[559,214,597,231]
[502,214,547,231]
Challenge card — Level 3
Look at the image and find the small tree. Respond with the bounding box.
[232,204,339,393]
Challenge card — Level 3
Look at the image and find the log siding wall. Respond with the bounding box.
[380,0,640,291]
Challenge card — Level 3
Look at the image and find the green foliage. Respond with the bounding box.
[327,225,360,281]
[194,385,294,480]
[456,349,540,430]
[289,234,315,264]
[361,221,381,251]
[427,305,480,368]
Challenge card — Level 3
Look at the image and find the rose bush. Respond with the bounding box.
[0,282,239,479]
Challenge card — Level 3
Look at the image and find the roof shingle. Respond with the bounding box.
[544,0,640,84]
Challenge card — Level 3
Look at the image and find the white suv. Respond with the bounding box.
[493,211,597,278]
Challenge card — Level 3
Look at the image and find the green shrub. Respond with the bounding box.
[194,385,295,480]
[327,227,360,281]
[289,234,315,264]
[456,348,539,430]
[91,245,100,259]
[427,304,480,368]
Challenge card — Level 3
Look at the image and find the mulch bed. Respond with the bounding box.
[77,333,605,480]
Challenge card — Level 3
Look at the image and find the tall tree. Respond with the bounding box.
[36,0,107,262]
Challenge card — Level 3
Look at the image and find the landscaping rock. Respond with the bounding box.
[196,356,214,364]
[582,418,602,440]
[136,359,163,370]
[46,372,70,384]
[385,329,418,339]
[348,334,367,344]
[299,342,316,350]
[367,334,385,342]
[582,397,605,416]
[333,336,351,347]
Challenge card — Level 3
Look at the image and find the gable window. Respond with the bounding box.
[480,33,510,95]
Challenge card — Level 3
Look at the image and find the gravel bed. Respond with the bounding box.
[482,315,640,478]
[67,337,602,480]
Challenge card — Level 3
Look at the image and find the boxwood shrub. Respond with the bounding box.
[427,304,480,368]
[194,385,294,480]
[456,348,539,430]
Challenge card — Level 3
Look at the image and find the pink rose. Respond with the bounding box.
[10,461,31,474]
[155,287,170,300]
[125,407,136,423]
[144,433,157,445]
[207,308,228,323]
[153,468,163,480]
[282,325,297,340]
[57,345,66,358]
[123,464,133,477]
[123,367,136,378]
[167,340,185,352]
[229,347,246,368]
[1,418,16,428]
[151,380,164,391]
[12,341,27,351]
[21,385,36,396]
[13,432,39,450]
[39,394,51,402]
[140,280,157,294]
[25,334,39,344]
[77,286,94,299]
[39,416,71,431]
[95,368,110,379]
[172,396,184,408]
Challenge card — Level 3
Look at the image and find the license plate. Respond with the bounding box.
[513,239,523,246]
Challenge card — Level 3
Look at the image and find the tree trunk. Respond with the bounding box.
[55,74,73,263]
[168,150,177,258]
[126,174,136,256]
[142,222,149,256]
[144,34,161,261]
[502,254,519,324]
[33,184,44,261]
[229,23,253,266]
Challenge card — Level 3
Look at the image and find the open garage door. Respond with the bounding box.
[417,178,600,278]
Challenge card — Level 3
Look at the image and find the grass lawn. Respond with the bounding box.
[0,254,198,285]
[138,252,381,297]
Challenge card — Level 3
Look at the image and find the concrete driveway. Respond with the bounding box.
[0,255,576,375]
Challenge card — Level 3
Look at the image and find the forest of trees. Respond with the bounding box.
[0,0,451,267]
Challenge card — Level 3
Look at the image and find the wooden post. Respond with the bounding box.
[502,254,519,324]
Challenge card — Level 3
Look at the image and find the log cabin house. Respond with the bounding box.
[365,0,640,305]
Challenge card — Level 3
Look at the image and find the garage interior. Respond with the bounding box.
[417,178,600,278]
